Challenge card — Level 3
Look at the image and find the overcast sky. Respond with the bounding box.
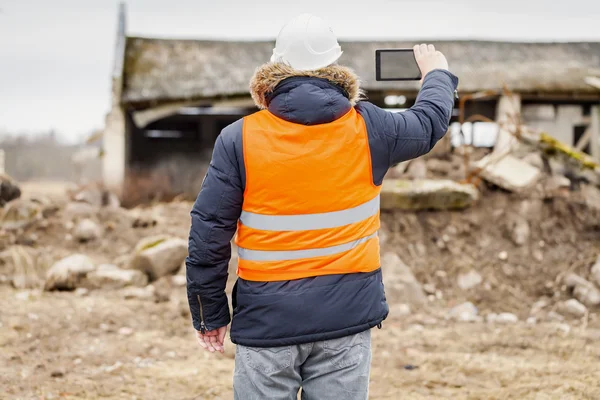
[1,0,600,143]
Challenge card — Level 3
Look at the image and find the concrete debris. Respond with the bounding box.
[564,273,592,289]
[526,317,537,325]
[118,327,134,336]
[63,201,99,220]
[0,174,21,207]
[425,158,453,176]
[422,283,436,295]
[488,312,519,324]
[521,153,544,170]
[0,199,42,231]
[573,284,600,307]
[498,251,508,261]
[130,209,159,228]
[547,311,565,322]
[590,256,600,288]
[557,299,587,318]
[86,264,148,289]
[122,285,155,300]
[448,302,479,322]
[380,179,479,211]
[381,252,426,305]
[554,323,571,336]
[128,237,188,281]
[457,270,482,290]
[44,254,96,291]
[474,154,541,192]
[75,287,89,297]
[544,175,571,193]
[73,218,102,242]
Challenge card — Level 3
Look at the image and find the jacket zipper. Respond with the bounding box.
[197,295,206,334]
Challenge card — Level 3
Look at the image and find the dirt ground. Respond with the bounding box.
[2,285,600,400]
[2,180,600,399]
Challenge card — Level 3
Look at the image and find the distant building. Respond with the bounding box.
[103,4,600,202]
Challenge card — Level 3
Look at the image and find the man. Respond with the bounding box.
[186,13,458,400]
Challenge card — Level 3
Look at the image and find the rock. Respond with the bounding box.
[128,237,188,281]
[85,264,148,289]
[426,158,452,176]
[75,287,89,297]
[0,199,42,230]
[526,317,537,325]
[509,218,530,246]
[44,254,96,291]
[547,311,565,322]
[564,273,591,289]
[118,327,134,336]
[573,284,600,307]
[457,270,482,290]
[130,209,159,228]
[380,179,479,211]
[448,302,478,322]
[0,174,21,206]
[389,303,411,317]
[530,298,549,315]
[494,312,519,324]
[521,153,544,170]
[475,154,541,192]
[406,159,428,179]
[532,250,544,262]
[590,256,600,288]
[73,219,102,242]
[113,254,131,269]
[422,283,436,295]
[558,299,587,318]
[498,251,508,261]
[554,323,571,335]
[63,202,98,220]
[122,285,155,300]
[545,175,571,192]
[172,275,187,287]
[381,253,426,305]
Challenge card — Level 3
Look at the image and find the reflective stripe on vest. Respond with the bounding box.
[236,108,382,282]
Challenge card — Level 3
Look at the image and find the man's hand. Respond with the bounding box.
[195,325,228,353]
[413,44,448,82]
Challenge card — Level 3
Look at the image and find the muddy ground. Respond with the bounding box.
[2,181,600,399]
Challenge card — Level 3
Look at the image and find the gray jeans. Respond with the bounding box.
[233,329,371,400]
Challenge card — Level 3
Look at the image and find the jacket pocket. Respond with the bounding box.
[238,345,292,375]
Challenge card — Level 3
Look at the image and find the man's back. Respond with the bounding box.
[186,14,458,399]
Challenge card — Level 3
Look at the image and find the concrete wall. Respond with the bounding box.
[521,104,583,148]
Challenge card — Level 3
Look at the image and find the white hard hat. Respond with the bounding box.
[271,13,343,71]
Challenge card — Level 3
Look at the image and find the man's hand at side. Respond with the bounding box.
[413,43,448,82]
[196,325,228,353]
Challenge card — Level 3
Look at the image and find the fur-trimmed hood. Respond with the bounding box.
[249,63,363,110]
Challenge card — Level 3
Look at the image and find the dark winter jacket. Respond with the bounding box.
[186,62,458,347]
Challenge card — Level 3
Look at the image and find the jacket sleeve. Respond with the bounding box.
[186,131,243,333]
[357,69,459,181]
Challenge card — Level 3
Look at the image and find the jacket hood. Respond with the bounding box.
[249,62,363,110]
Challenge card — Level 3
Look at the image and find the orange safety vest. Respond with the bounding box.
[235,108,381,282]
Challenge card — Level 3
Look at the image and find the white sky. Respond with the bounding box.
[1,0,600,143]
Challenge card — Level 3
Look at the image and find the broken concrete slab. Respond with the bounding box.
[128,237,188,281]
[474,154,541,192]
[380,179,479,211]
[0,199,43,231]
[86,264,148,289]
[381,252,427,305]
[45,254,96,291]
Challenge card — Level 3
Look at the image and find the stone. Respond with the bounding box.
[128,237,188,281]
[389,303,411,317]
[448,302,478,322]
[44,254,96,291]
[457,270,482,290]
[75,288,89,297]
[73,218,102,242]
[380,179,479,211]
[547,311,565,322]
[381,253,426,305]
[526,317,537,325]
[406,159,428,179]
[558,299,587,318]
[122,285,155,300]
[0,199,42,230]
[494,312,519,324]
[85,264,148,289]
[475,154,541,192]
[422,283,436,295]
[545,175,571,193]
[521,153,544,170]
[118,327,134,336]
[573,284,600,307]
[509,218,530,246]
[498,251,508,261]
[590,256,600,288]
[0,174,21,206]
[564,273,591,289]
